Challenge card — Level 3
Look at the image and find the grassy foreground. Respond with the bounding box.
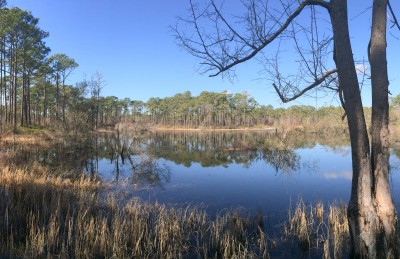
[0,131,355,258]
[0,166,271,258]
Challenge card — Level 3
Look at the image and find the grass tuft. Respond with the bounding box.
[284,197,350,258]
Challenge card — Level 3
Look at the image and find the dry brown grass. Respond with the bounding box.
[0,163,269,258]
[284,197,350,258]
[316,201,324,223]
[285,197,313,250]
[0,130,60,172]
[328,203,349,258]
[0,132,54,148]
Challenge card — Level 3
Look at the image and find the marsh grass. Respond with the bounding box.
[0,130,54,148]
[328,203,349,258]
[284,197,350,258]
[0,163,269,258]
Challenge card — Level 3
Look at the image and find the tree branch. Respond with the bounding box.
[209,0,330,77]
[388,0,400,31]
[272,68,337,103]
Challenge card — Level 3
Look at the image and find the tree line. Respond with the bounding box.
[0,3,349,133]
[2,3,398,136]
[129,90,368,131]
[0,4,139,131]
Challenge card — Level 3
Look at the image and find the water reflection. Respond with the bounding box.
[145,131,306,172]
[97,129,172,189]
[9,130,400,223]
[9,130,353,184]
[324,171,353,180]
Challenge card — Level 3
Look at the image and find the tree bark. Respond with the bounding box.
[55,71,60,122]
[27,74,31,125]
[0,37,3,132]
[330,0,377,257]
[43,75,47,126]
[370,0,398,257]
[13,45,18,132]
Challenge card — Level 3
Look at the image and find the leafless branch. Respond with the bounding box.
[272,68,338,103]
[208,0,330,77]
[173,0,330,78]
[388,0,400,31]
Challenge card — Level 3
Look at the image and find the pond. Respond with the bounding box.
[83,130,400,229]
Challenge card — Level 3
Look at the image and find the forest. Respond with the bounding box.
[0,5,132,131]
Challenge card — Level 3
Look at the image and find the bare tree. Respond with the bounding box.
[90,71,104,130]
[173,0,399,257]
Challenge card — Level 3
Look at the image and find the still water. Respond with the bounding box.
[92,130,400,226]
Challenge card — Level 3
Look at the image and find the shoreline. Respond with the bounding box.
[149,127,277,132]
[114,122,279,133]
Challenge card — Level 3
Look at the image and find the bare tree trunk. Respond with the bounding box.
[55,72,60,122]
[0,37,3,132]
[330,0,377,257]
[4,39,8,126]
[21,64,26,126]
[7,44,12,126]
[62,78,66,124]
[173,0,399,256]
[27,74,31,125]
[370,0,398,257]
[13,47,18,132]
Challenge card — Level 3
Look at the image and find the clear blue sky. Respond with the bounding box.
[7,0,400,108]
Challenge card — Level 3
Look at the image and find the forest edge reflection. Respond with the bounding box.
[8,129,400,195]
[7,129,356,185]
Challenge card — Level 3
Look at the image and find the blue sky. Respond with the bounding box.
[7,0,400,108]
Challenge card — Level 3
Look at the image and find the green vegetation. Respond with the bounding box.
[0,5,139,131]
[133,91,349,132]
[144,130,350,169]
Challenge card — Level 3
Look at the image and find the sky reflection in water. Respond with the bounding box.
[97,131,400,225]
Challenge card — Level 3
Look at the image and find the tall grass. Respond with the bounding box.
[0,164,269,258]
[0,163,356,258]
[284,197,350,258]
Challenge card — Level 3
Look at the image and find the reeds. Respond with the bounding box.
[0,165,269,258]
[284,197,313,250]
[284,197,350,258]
[328,203,349,258]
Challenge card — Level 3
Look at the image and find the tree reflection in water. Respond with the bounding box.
[9,129,352,188]
[262,148,300,174]
[109,127,171,189]
[144,130,305,174]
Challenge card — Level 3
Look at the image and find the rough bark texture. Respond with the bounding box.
[329,0,377,257]
[370,0,398,257]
